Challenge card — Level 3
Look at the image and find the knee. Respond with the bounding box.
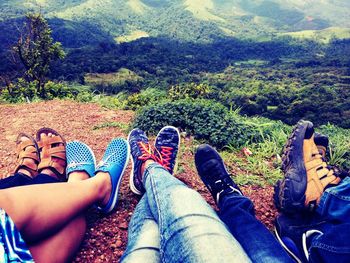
[0,189,25,231]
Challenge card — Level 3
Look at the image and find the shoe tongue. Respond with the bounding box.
[317,145,327,158]
[202,160,225,180]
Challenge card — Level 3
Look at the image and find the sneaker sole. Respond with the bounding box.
[127,130,142,195]
[276,120,313,212]
[155,125,181,175]
[274,227,302,263]
[102,141,131,213]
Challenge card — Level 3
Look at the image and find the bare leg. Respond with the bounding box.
[0,171,111,243]
[25,171,91,263]
[28,216,86,263]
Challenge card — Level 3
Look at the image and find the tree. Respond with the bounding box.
[13,13,65,97]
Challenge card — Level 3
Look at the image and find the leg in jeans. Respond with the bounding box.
[304,177,350,262]
[121,195,160,263]
[316,177,350,223]
[143,162,251,263]
[219,193,294,263]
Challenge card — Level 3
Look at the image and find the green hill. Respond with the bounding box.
[1,0,350,44]
[281,27,350,43]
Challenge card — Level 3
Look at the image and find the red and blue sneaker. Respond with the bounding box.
[128,128,160,195]
[155,126,180,175]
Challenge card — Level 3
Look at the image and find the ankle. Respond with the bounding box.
[17,169,34,178]
[141,160,155,176]
[40,169,60,180]
[95,172,112,205]
[68,171,90,182]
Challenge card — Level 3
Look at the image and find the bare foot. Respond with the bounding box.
[39,132,66,180]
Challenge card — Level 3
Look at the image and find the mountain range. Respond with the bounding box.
[0,0,350,46]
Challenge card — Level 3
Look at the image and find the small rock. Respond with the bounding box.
[115,240,123,248]
[118,222,128,229]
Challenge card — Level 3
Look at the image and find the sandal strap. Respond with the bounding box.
[37,131,66,178]
[40,145,66,161]
[38,159,65,174]
[16,140,36,152]
[37,136,64,149]
[14,135,40,176]
[18,151,40,162]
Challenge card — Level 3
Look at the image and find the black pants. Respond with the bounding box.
[0,173,59,189]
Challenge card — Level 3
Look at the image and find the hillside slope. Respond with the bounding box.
[1,0,349,43]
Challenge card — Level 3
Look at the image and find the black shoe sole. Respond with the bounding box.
[274,120,314,213]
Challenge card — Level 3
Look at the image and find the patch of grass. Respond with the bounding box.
[85,68,143,89]
[115,30,149,43]
[281,27,350,43]
[317,123,350,170]
[92,93,128,110]
[232,173,265,187]
[93,121,129,132]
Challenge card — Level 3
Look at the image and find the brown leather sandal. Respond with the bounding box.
[14,133,40,177]
[36,127,67,181]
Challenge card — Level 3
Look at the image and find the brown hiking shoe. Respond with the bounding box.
[303,128,341,208]
[274,120,341,213]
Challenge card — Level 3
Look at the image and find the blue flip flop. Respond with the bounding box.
[95,138,130,213]
[66,141,96,178]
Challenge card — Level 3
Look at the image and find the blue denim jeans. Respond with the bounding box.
[307,177,350,262]
[0,173,59,189]
[219,193,293,263]
[121,163,251,263]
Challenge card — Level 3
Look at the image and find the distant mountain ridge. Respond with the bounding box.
[0,0,349,44]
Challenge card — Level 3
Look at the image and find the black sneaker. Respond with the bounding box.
[128,128,160,195]
[274,120,341,213]
[274,214,326,263]
[195,144,242,204]
[154,126,180,175]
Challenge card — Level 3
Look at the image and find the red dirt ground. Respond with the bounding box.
[0,100,278,262]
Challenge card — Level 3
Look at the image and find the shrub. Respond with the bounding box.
[43,81,75,99]
[317,123,350,170]
[0,78,38,102]
[168,83,212,100]
[0,79,77,102]
[133,99,257,148]
[124,88,167,110]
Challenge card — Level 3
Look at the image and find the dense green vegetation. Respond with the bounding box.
[2,35,350,128]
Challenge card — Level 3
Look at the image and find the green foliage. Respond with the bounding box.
[93,122,129,132]
[12,13,65,96]
[133,99,262,148]
[317,124,350,170]
[124,88,167,110]
[91,94,127,110]
[205,65,350,128]
[0,79,80,102]
[1,78,38,103]
[168,83,212,100]
[85,69,143,94]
